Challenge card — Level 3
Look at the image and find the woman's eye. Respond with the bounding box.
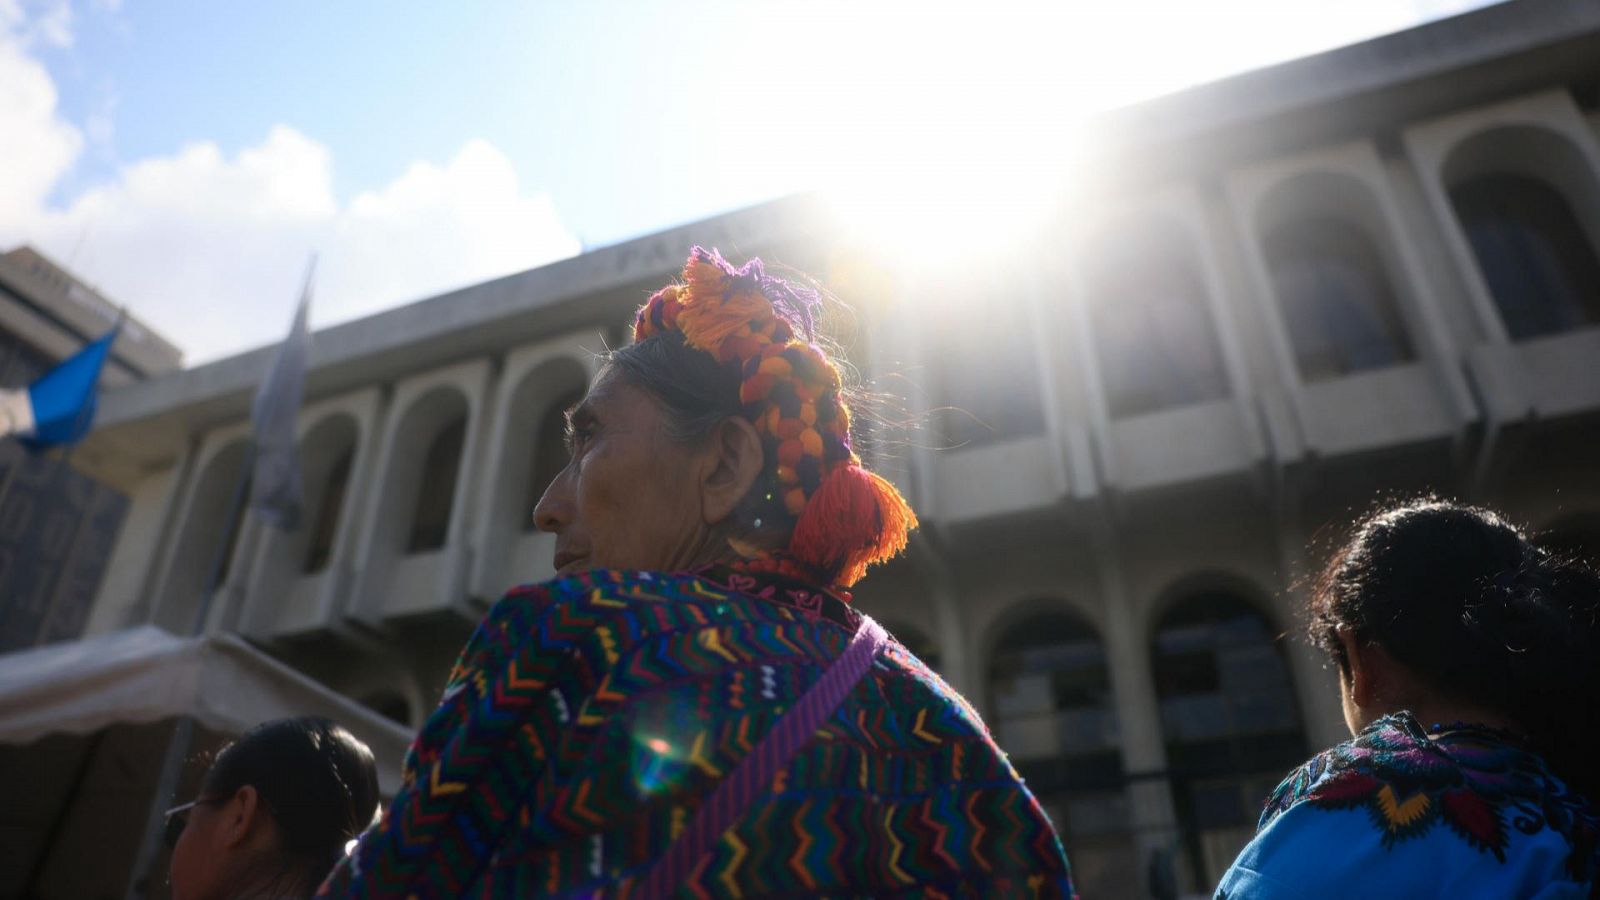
[566,425,595,456]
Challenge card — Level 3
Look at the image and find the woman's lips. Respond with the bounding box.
[553,551,587,574]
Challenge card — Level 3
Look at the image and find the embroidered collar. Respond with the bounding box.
[696,564,861,632]
[1262,712,1600,882]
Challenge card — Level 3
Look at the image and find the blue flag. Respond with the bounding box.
[0,327,117,448]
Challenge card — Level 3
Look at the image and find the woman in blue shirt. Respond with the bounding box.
[1218,500,1600,899]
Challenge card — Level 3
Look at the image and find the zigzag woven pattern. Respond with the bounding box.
[318,567,1075,898]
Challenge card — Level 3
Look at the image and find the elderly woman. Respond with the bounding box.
[1217,500,1600,898]
[320,249,1075,898]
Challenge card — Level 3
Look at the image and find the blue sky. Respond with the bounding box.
[2,0,1494,363]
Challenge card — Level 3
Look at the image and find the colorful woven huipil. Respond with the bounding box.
[1217,712,1600,899]
[318,567,1075,898]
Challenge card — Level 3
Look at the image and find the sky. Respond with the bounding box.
[1,0,1497,365]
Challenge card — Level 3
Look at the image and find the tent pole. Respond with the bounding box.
[188,442,255,637]
[123,716,194,900]
[126,441,253,897]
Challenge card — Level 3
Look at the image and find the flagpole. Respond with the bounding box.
[126,261,312,899]
[187,442,256,636]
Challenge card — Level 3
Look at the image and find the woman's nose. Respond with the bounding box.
[531,465,573,533]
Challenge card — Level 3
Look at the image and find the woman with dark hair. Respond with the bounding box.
[166,716,381,899]
[1217,499,1600,898]
[319,248,1075,897]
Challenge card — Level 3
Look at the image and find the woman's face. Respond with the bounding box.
[533,369,715,574]
[167,797,230,900]
[167,785,275,900]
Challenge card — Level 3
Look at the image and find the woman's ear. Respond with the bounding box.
[217,785,265,850]
[699,416,764,526]
[1338,631,1373,706]
[1339,629,1404,714]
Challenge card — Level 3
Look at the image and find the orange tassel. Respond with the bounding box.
[677,287,773,357]
[788,463,917,587]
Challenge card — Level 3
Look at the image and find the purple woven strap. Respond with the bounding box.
[631,614,887,899]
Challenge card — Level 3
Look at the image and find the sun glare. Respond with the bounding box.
[712,0,1463,274]
[728,2,1107,272]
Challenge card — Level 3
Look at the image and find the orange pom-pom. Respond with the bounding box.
[788,463,917,587]
[784,488,808,516]
[676,276,773,357]
[799,427,823,458]
[740,372,776,405]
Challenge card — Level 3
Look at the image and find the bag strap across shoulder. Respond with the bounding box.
[631,614,889,899]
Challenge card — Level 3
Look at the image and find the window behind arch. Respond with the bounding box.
[928,278,1046,447]
[1152,591,1305,891]
[304,448,353,573]
[216,475,252,585]
[989,610,1133,896]
[523,389,584,532]
[360,691,412,727]
[1265,217,1415,381]
[406,417,467,554]
[1086,226,1230,417]
[1452,174,1600,340]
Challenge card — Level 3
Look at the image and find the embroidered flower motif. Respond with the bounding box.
[1260,713,1600,881]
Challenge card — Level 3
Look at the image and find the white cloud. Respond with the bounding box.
[324,139,579,327]
[0,3,81,231]
[0,6,578,364]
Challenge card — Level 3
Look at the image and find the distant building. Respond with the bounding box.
[44,1,1600,896]
[0,247,182,651]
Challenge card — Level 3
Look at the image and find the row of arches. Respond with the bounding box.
[933,118,1600,444]
[153,354,594,634]
[886,586,1304,895]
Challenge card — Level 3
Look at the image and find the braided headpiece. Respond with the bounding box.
[633,247,916,588]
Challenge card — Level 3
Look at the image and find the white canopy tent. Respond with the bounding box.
[0,626,414,899]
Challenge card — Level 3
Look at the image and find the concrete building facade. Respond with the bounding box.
[52,2,1600,895]
[0,247,181,651]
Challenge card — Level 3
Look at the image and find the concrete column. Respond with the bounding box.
[930,581,972,699]
[1270,506,1351,751]
[1093,526,1181,893]
[909,537,973,699]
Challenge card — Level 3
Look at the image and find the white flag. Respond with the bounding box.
[249,261,313,529]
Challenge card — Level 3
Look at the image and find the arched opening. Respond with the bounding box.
[1265,216,1415,380]
[523,387,584,531]
[926,272,1047,447]
[1452,175,1600,339]
[157,440,252,633]
[1444,126,1600,341]
[1151,589,1305,891]
[359,691,412,728]
[989,607,1132,896]
[1084,220,1230,418]
[304,447,353,573]
[406,415,467,554]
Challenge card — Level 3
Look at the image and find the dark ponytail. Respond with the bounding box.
[1307,499,1600,798]
[202,716,381,891]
